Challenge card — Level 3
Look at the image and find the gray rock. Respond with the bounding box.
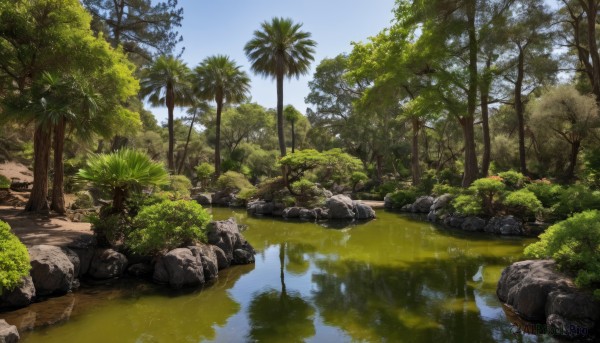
[207,218,255,266]
[299,208,318,220]
[247,200,273,216]
[431,194,453,211]
[484,216,523,235]
[322,189,333,198]
[212,245,229,270]
[233,247,255,264]
[326,195,355,220]
[353,202,376,220]
[153,248,204,289]
[127,263,153,277]
[461,217,486,232]
[400,204,413,212]
[195,194,212,206]
[384,193,393,209]
[0,276,35,308]
[546,291,600,340]
[411,196,434,213]
[444,215,466,228]
[271,202,285,217]
[0,319,19,343]
[66,238,96,277]
[88,249,128,279]
[211,191,233,206]
[282,207,302,219]
[28,245,74,296]
[60,248,80,279]
[188,244,219,281]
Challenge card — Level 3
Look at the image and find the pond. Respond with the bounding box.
[3,208,554,342]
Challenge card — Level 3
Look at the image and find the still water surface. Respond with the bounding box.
[4,208,554,342]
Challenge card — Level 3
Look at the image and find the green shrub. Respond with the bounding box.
[0,174,10,188]
[162,175,192,199]
[255,177,286,200]
[497,171,527,190]
[452,194,483,216]
[553,184,600,219]
[526,181,562,208]
[376,181,398,198]
[237,187,258,203]
[128,200,212,255]
[216,171,253,192]
[350,171,369,191]
[0,220,30,295]
[524,210,600,296]
[291,179,317,195]
[468,177,506,216]
[417,169,437,195]
[291,179,323,207]
[89,211,132,247]
[388,189,417,209]
[503,189,542,221]
[72,191,94,209]
[195,162,215,188]
[432,183,461,196]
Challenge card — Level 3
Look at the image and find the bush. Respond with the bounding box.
[350,171,369,191]
[0,220,31,295]
[162,175,192,199]
[128,200,212,255]
[468,177,506,216]
[195,162,215,188]
[526,181,562,208]
[452,194,483,216]
[291,179,317,196]
[387,189,417,209]
[72,191,94,209]
[524,210,600,296]
[216,171,253,192]
[553,184,600,219]
[89,211,132,247]
[503,189,542,221]
[497,171,527,190]
[417,169,437,195]
[0,174,10,188]
[255,177,286,201]
[432,183,461,196]
[376,181,398,199]
[237,187,258,203]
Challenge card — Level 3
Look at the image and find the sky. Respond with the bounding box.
[151,0,397,123]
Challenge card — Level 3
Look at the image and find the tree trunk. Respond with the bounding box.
[376,154,383,182]
[585,0,600,103]
[291,119,296,153]
[178,109,198,175]
[112,186,128,214]
[462,0,479,187]
[276,71,286,157]
[25,125,51,212]
[215,95,223,177]
[515,45,527,175]
[565,140,581,182]
[110,135,128,151]
[50,118,66,214]
[411,118,421,185]
[166,84,175,172]
[480,60,492,177]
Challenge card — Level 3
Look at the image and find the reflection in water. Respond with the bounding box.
[3,209,552,343]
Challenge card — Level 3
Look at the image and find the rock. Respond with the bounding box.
[322,189,333,198]
[0,276,35,309]
[314,207,327,219]
[484,216,523,235]
[0,320,19,343]
[28,245,75,296]
[546,291,600,340]
[282,207,302,219]
[444,215,466,228]
[431,194,453,211]
[153,248,204,289]
[188,244,219,281]
[195,194,212,206]
[127,263,153,277]
[353,202,376,220]
[211,191,233,206]
[66,237,96,277]
[271,202,285,217]
[400,204,413,212]
[411,196,434,213]
[461,217,486,232]
[384,193,393,209]
[88,249,128,279]
[233,246,255,265]
[247,200,273,216]
[212,245,229,270]
[299,208,318,220]
[326,195,355,220]
[60,248,80,279]
[207,218,255,266]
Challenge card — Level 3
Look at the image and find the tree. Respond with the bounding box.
[284,105,301,153]
[140,55,191,172]
[530,85,599,182]
[193,55,250,177]
[244,17,317,158]
[82,0,184,64]
[178,100,209,174]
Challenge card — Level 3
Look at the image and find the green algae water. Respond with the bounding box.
[3,209,551,342]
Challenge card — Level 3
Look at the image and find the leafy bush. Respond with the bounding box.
[216,171,253,192]
[350,171,369,191]
[291,179,317,196]
[503,189,542,221]
[0,174,10,188]
[452,194,483,216]
[387,189,417,209]
[526,181,562,208]
[89,211,132,247]
[376,181,398,199]
[128,200,212,255]
[553,184,600,219]
[162,175,192,199]
[195,162,215,188]
[237,187,258,203]
[0,220,30,295]
[291,179,323,207]
[72,191,94,209]
[255,177,286,201]
[417,169,437,195]
[524,210,600,296]
[469,177,506,216]
[497,171,527,190]
[432,183,461,196]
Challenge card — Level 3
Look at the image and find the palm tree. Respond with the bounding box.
[140,55,192,172]
[193,55,250,177]
[284,105,301,153]
[244,17,316,158]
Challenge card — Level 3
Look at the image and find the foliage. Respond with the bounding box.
[468,177,506,216]
[387,189,417,209]
[72,191,94,209]
[497,171,527,190]
[553,184,600,220]
[376,181,398,199]
[0,220,30,295]
[291,179,317,196]
[503,189,542,221]
[526,181,562,208]
[89,211,131,247]
[0,174,10,188]
[162,175,192,199]
[128,200,211,255]
[237,188,258,202]
[417,169,437,195]
[525,210,600,295]
[350,171,369,191]
[195,162,215,186]
[432,183,461,196]
[216,171,253,192]
[452,194,483,216]
[255,177,286,201]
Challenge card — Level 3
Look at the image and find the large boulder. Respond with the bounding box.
[299,208,318,221]
[383,193,394,209]
[127,263,153,278]
[431,194,453,211]
[0,320,19,343]
[195,194,212,206]
[484,216,523,235]
[326,195,355,220]
[282,207,302,219]
[353,202,376,220]
[88,249,128,279]
[461,217,486,232]
[66,237,95,277]
[411,196,434,213]
[497,260,600,340]
[28,245,75,296]
[207,218,255,266]
[0,276,35,309]
[211,191,233,206]
[153,248,204,289]
[188,244,219,281]
[444,214,466,228]
[247,200,274,216]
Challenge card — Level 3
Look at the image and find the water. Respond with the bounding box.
[2,209,554,342]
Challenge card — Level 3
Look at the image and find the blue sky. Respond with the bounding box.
[151,0,396,123]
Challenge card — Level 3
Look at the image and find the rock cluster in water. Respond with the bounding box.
[497,260,600,341]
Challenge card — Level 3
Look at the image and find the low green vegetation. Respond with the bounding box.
[525,210,600,297]
[0,174,10,188]
[0,220,30,295]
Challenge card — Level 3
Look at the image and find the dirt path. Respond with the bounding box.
[0,206,92,247]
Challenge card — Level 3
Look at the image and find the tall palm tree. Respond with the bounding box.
[193,55,250,177]
[140,55,191,171]
[244,17,316,158]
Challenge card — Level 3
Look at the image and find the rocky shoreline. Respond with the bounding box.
[0,218,255,342]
